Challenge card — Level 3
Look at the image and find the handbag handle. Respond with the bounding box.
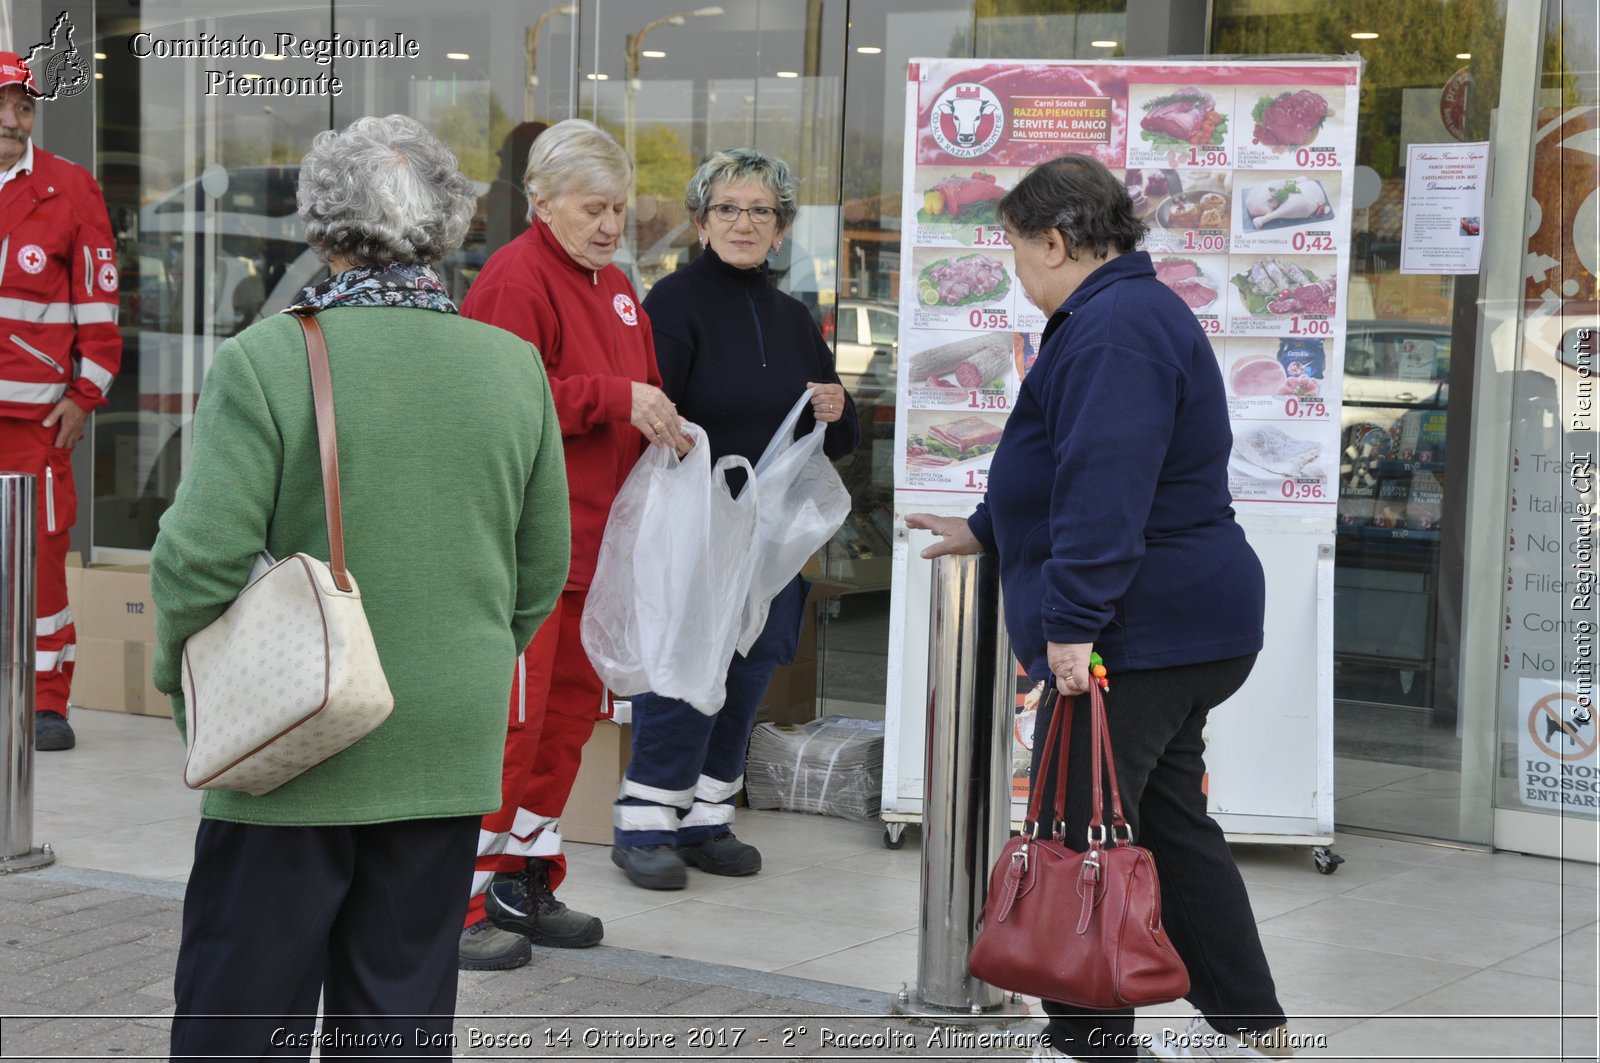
[289,308,353,594]
[1026,681,1130,846]
[1086,682,1130,842]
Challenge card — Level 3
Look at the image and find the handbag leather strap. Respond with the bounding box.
[289,309,353,594]
[1028,682,1130,845]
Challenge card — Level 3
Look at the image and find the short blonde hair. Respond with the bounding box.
[522,119,631,204]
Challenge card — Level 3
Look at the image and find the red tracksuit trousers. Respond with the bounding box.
[465,588,605,927]
[0,419,77,716]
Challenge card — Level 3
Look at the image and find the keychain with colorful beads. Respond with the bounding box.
[1089,651,1110,692]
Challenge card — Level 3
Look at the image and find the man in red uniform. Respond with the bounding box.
[0,52,121,751]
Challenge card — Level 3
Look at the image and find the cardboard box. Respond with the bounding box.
[73,636,169,717]
[757,598,819,726]
[75,564,156,643]
[755,565,853,728]
[559,719,631,845]
[65,551,82,617]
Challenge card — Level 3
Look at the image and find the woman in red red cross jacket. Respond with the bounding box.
[456,118,689,972]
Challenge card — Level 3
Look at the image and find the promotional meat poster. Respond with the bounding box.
[897,58,1360,511]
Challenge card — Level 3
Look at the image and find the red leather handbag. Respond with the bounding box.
[967,684,1191,1009]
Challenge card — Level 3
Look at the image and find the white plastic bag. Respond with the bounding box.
[735,390,852,654]
[581,426,758,714]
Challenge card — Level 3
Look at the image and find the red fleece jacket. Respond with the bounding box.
[462,220,658,589]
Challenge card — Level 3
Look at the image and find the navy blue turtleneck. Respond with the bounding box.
[642,247,859,488]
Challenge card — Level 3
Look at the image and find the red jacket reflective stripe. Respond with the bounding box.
[0,146,122,421]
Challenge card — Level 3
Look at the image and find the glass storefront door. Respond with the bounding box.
[1213,0,1530,845]
[1482,0,1598,860]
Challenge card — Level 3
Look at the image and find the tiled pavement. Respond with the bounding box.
[0,708,1596,1060]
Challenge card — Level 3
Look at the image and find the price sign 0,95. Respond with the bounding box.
[969,309,1010,330]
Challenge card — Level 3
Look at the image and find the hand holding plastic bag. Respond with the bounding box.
[736,390,852,654]
[581,426,759,713]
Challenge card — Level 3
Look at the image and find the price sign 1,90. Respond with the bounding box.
[969,309,1010,330]
[1280,478,1326,501]
[1186,147,1229,167]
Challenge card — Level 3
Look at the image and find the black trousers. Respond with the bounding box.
[1029,655,1285,1062]
[169,815,477,1061]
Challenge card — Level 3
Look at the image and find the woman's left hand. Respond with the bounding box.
[1047,641,1095,698]
[806,382,847,424]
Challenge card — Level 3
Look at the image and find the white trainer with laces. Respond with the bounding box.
[1143,1014,1294,1060]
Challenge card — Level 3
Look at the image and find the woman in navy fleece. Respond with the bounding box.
[611,149,859,891]
[909,156,1292,1063]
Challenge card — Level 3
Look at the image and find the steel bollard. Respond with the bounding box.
[893,552,1026,1024]
[1,472,53,873]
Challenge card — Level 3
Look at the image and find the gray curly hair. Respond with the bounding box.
[684,148,798,232]
[297,114,476,266]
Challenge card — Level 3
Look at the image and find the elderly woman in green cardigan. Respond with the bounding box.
[151,114,571,1061]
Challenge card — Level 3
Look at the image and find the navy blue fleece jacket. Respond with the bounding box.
[642,248,859,485]
[969,251,1264,680]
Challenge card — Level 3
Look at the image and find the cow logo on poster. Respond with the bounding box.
[931,84,1004,158]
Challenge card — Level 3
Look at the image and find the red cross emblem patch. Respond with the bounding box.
[17,244,46,274]
[613,293,638,326]
[97,262,119,292]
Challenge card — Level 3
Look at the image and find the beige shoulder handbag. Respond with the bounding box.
[180,309,395,795]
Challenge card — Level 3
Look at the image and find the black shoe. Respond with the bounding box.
[35,711,74,751]
[680,832,761,876]
[458,918,531,971]
[610,845,687,890]
[485,861,603,949]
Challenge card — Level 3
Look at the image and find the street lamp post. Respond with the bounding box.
[623,6,724,183]
[525,4,577,122]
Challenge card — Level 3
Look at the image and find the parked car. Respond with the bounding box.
[1343,320,1451,407]
[826,299,899,409]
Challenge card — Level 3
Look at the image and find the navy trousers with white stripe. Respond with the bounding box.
[614,577,807,849]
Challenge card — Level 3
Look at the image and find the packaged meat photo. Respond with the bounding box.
[1126,82,1235,170]
[1151,253,1228,319]
[901,333,1020,408]
[912,165,1025,247]
[1226,254,1338,335]
[1232,171,1342,255]
[909,246,1018,332]
[1229,423,1330,500]
[903,410,1007,490]
[1234,86,1342,169]
[1223,337,1329,420]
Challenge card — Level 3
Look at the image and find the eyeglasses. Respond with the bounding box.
[709,203,778,225]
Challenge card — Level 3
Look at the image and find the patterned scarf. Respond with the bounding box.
[290,263,459,314]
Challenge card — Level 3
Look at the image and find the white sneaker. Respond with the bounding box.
[1031,1041,1078,1061]
[1143,1015,1294,1060]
